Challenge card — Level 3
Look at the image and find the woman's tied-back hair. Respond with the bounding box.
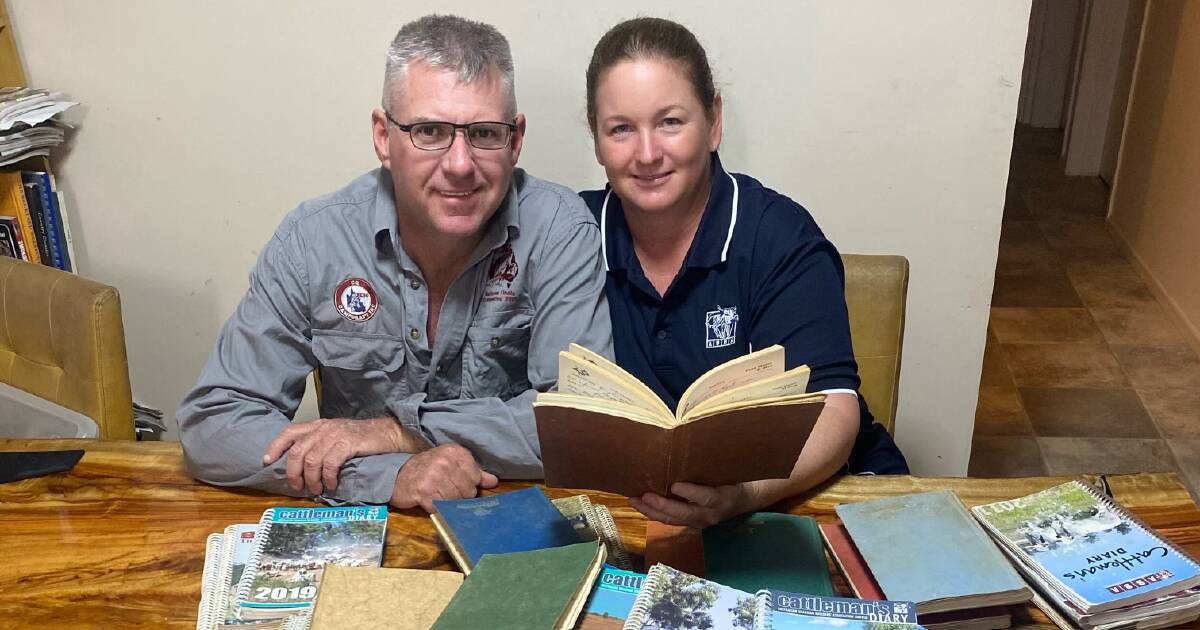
[383,14,517,117]
[585,17,717,132]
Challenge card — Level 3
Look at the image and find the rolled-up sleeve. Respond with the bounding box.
[414,212,613,478]
[177,230,405,504]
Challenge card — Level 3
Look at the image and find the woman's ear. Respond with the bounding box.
[708,93,724,152]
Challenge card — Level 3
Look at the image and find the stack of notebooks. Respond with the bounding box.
[0,87,76,167]
[0,169,74,271]
[972,481,1200,630]
[197,505,388,629]
[822,490,1033,630]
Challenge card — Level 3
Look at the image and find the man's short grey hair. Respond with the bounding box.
[383,14,517,117]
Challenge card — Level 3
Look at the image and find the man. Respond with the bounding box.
[178,15,612,512]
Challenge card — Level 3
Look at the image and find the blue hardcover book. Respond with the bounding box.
[24,172,70,272]
[233,505,387,622]
[973,480,1200,614]
[575,565,645,629]
[753,590,918,630]
[836,490,1032,614]
[624,563,755,630]
[431,486,581,573]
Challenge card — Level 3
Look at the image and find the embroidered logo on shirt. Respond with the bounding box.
[483,243,519,303]
[705,305,739,348]
[334,277,379,323]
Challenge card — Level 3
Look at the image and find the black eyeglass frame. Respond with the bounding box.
[384,111,517,151]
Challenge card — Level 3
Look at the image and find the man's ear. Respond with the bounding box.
[371,108,391,168]
[508,113,527,165]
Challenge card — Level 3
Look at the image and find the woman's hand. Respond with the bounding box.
[629,482,752,528]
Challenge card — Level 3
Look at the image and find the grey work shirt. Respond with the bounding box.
[178,167,613,504]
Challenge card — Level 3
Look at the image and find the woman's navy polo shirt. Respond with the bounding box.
[580,153,907,474]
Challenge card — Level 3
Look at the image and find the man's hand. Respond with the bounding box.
[389,444,499,512]
[629,482,752,528]
[262,417,430,495]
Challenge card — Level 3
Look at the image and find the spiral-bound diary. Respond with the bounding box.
[973,480,1200,615]
[552,494,633,570]
[233,505,387,622]
[622,564,753,630]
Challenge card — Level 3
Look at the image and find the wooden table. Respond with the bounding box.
[3,439,1200,629]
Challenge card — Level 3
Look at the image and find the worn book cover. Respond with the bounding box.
[973,480,1200,614]
[623,563,753,630]
[575,565,645,629]
[431,540,606,630]
[703,512,834,597]
[234,506,387,622]
[836,490,1031,614]
[0,172,39,264]
[535,344,824,497]
[309,565,463,630]
[819,522,1012,630]
[432,486,581,574]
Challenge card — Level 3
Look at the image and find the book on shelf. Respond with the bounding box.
[552,494,633,570]
[703,512,834,597]
[0,171,39,264]
[534,343,824,496]
[22,171,70,271]
[574,564,645,629]
[835,490,1032,616]
[819,521,1013,630]
[232,506,388,622]
[431,540,606,630]
[0,216,20,259]
[308,565,463,630]
[430,486,581,574]
[973,480,1200,629]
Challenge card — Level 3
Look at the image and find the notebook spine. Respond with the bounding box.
[752,589,773,630]
[622,564,668,630]
[232,509,277,619]
[593,504,633,570]
[196,533,226,630]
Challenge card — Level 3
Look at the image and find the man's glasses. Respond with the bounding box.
[385,111,516,151]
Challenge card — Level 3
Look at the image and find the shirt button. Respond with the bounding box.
[410,328,420,340]
[490,337,501,348]
[409,280,420,290]
[656,330,669,339]
[435,364,443,374]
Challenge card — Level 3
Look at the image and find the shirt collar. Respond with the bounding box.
[601,152,739,272]
[372,167,522,263]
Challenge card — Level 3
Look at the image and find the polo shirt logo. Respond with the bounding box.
[705,305,739,348]
[483,243,519,304]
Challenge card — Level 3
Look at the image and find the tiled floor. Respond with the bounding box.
[969,125,1200,498]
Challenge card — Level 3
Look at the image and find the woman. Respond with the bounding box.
[580,17,908,528]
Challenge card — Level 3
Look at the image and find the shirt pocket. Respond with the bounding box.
[461,316,532,400]
[311,329,407,417]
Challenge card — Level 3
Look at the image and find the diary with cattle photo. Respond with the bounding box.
[533,344,824,496]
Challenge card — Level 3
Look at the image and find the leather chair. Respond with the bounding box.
[0,257,135,439]
[842,254,909,435]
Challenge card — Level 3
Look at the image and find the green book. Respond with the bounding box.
[431,540,605,630]
[702,512,834,596]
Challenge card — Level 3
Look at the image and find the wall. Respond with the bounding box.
[1063,0,1131,176]
[1019,0,1083,128]
[1108,0,1200,349]
[9,1,1031,475]
[1100,0,1147,186]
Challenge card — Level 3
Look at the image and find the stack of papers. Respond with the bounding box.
[0,87,76,167]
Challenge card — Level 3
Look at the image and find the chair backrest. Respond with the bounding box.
[841,254,909,435]
[0,257,135,439]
